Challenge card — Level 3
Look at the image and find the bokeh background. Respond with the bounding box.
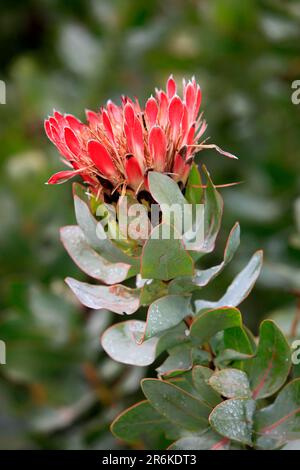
[1,0,300,449]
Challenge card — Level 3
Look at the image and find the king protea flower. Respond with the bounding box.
[45,75,235,197]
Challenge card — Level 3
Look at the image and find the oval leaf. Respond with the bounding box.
[65,277,140,314]
[195,251,263,313]
[254,379,300,449]
[209,369,251,399]
[195,166,223,254]
[190,307,242,345]
[249,320,291,400]
[111,400,175,443]
[148,171,192,235]
[141,223,194,281]
[223,326,255,355]
[185,163,203,205]
[156,345,193,377]
[209,398,256,446]
[192,366,222,408]
[193,222,240,287]
[141,378,210,432]
[101,320,158,366]
[61,226,130,284]
[143,295,191,340]
[168,223,240,294]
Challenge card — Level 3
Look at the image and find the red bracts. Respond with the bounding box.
[45,75,234,196]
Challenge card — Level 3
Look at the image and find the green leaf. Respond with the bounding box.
[167,372,197,395]
[148,171,203,249]
[73,192,100,248]
[209,369,251,398]
[65,277,140,315]
[148,172,192,234]
[223,326,255,355]
[156,322,191,356]
[157,347,210,378]
[102,320,192,367]
[144,295,191,340]
[60,225,130,284]
[215,349,253,369]
[156,345,192,377]
[219,327,255,370]
[141,378,210,432]
[248,320,291,400]
[141,223,194,280]
[167,276,194,295]
[254,379,300,449]
[192,366,222,408]
[185,163,203,205]
[101,320,158,366]
[148,171,188,207]
[111,400,175,444]
[223,223,241,264]
[195,166,223,254]
[140,279,168,306]
[209,398,256,446]
[168,223,240,294]
[193,222,240,287]
[195,251,263,313]
[169,430,230,450]
[191,348,211,366]
[190,307,242,345]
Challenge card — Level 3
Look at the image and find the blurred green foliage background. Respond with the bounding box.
[0,0,300,449]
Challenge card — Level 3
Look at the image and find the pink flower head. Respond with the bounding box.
[45,75,235,197]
